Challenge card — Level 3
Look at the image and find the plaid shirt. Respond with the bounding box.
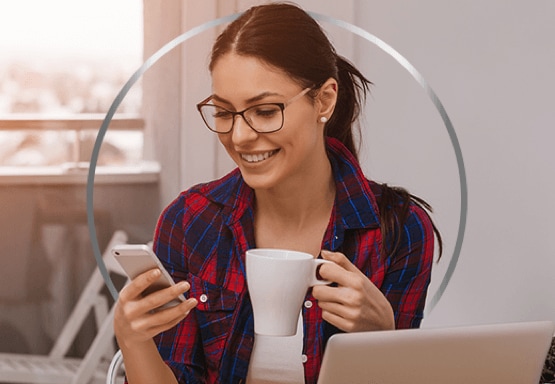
[151,138,435,384]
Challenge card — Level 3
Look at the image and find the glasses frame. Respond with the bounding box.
[196,87,312,134]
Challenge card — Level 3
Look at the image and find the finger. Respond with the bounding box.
[313,284,362,308]
[320,250,360,273]
[312,285,343,304]
[317,299,351,318]
[316,260,359,288]
[139,281,193,312]
[146,298,198,327]
[129,298,198,338]
[119,268,162,301]
[320,309,354,333]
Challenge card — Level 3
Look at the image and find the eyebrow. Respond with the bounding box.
[211,91,283,106]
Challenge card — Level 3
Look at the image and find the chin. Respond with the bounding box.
[239,170,280,191]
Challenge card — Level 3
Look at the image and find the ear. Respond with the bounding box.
[316,77,338,120]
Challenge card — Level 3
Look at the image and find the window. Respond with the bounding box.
[0,0,144,170]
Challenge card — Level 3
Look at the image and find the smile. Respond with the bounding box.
[240,150,278,163]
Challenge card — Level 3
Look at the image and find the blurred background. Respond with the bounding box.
[0,0,553,355]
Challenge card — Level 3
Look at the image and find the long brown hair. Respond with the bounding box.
[209,2,442,259]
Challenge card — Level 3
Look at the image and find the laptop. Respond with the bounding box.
[317,320,554,384]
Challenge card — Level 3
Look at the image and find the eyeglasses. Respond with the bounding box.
[196,87,311,134]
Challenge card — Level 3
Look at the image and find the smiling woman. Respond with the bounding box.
[111,3,442,384]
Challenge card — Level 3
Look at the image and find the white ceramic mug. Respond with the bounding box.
[246,248,331,336]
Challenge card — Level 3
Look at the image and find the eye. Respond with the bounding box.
[213,107,233,120]
[253,105,281,118]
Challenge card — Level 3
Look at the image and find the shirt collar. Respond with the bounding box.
[203,137,380,230]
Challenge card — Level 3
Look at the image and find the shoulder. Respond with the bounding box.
[369,180,435,255]
[394,201,435,272]
[168,169,243,208]
[405,202,435,244]
[369,180,432,227]
[158,168,245,226]
[154,169,246,256]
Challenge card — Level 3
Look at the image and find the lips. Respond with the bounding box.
[241,150,278,163]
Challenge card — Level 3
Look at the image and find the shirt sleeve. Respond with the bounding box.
[381,202,436,329]
[150,192,207,383]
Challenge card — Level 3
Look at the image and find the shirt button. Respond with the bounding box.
[301,354,308,363]
[199,294,208,303]
[304,300,313,309]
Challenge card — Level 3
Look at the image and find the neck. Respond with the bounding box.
[254,155,335,230]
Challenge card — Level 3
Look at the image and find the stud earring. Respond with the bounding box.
[320,116,328,123]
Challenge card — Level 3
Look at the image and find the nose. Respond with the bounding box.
[231,114,258,145]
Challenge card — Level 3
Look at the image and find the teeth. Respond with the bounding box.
[241,150,276,163]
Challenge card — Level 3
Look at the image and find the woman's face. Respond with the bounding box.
[210,53,326,192]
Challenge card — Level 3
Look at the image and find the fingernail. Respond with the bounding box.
[177,281,190,290]
[151,269,161,277]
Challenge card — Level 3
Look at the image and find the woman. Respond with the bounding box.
[114,3,441,383]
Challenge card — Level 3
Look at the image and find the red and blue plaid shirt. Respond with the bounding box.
[151,138,435,384]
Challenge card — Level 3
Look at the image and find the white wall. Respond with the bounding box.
[156,0,555,327]
[350,0,555,327]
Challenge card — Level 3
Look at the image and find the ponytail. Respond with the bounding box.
[325,55,372,161]
[374,183,443,260]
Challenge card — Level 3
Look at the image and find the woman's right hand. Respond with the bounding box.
[114,268,198,347]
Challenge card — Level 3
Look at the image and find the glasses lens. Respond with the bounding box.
[244,104,284,133]
[199,105,233,133]
[198,103,284,133]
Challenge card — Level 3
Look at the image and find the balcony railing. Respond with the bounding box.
[0,114,144,131]
[0,114,160,185]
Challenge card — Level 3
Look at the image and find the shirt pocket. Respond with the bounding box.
[187,273,241,371]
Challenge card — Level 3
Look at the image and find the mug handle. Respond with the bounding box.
[309,259,333,286]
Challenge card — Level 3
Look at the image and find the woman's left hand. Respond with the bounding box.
[312,250,395,332]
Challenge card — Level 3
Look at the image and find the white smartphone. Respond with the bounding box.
[111,244,186,309]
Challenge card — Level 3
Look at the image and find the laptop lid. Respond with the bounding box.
[317,320,554,384]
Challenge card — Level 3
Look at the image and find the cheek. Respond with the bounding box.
[289,116,324,146]
[287,107,321,137]
[217,134,231,149]
[217,135,236,159]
